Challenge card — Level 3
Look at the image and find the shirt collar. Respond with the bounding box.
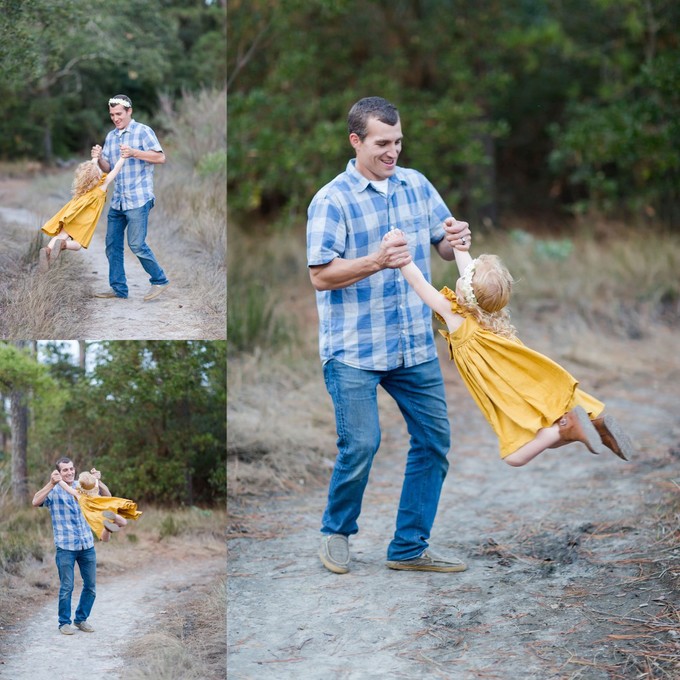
[115,119,136,136]
[346,159,406,193]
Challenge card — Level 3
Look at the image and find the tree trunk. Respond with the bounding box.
[78,341,87,371]
[10,388,29,506]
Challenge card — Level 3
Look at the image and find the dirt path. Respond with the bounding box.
[0,554,223,679]
[0,200,214,340]
[227,328,680,678]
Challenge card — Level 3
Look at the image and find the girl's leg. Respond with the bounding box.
[504,426,561,467]
[101,527,111,542]
[113,514,127,527]
[505,405,608,467]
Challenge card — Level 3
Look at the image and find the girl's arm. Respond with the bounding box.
[453,247,473,277]
[100,156,126,191]
[57,480,79,498]
[400,261,463,333]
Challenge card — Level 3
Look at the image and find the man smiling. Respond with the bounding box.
[32,457,111,635]
[91,94,169,301]
[307,96,472,574]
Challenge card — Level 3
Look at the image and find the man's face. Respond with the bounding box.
[109,104,133,130]
[57,461,76,484]
[350,116,402,181]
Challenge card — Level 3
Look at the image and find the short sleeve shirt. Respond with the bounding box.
[306,159,452,371]
[42,484,95,550]
[101,119,163,210]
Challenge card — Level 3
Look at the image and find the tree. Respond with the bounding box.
[0,342,55,505]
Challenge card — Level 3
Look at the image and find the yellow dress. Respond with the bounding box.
[437,287,604,458]
[41,175,108,248]
[77,493,142,540]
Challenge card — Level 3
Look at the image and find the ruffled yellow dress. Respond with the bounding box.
[77,492,142,540]
[437,287,604,458]
[41,175,108,248]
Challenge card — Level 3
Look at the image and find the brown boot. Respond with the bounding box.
[592,415,633,461]
[556,406,607,455]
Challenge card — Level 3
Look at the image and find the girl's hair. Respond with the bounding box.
[458,254,517,339]
[72,161,101,198]
[76,471,99,496]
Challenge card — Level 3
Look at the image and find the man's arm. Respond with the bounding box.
[32,471,61,507]
[309,231,412,291]
[121,145,165,164]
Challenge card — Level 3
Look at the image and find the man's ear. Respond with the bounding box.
[349,132,361,150]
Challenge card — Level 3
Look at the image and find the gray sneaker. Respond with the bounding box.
[75,620,95,633]
[59,624,76,635]
[319,534,350,574]
[386,549,467,573]
[144,283,170,301]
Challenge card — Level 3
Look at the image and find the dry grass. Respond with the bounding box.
[227,222,680,501]
[150,89,226,339]
[125,580,226,680]
[0,501,226,627]
[0,222,92,339]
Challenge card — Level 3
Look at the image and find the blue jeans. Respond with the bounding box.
[55,547,97,626]
[106,199,169,297]
[321,358,450,561]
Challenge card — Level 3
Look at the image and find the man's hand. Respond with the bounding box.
[443,217,471,251]
[91,144,102,160]
[120,144,134,159]
[380,229,412,269]
[90,468,102,480]
[50,470,62,485]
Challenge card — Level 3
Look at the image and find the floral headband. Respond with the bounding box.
[108,97,132,108]
[459,259,478,307]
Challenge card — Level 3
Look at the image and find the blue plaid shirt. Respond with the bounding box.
[42,484,94,550]
[101,119,163,210]
[307,159,452,371]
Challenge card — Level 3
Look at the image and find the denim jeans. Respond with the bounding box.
[321,358,450,561]
[106,199,169,297]
[55,547,97,626]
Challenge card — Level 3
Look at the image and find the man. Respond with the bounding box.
[307,96,472,574]
[32,457,112,635]
[91,94,170,301]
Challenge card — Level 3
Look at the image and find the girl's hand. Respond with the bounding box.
[381,229,411,268]
[90,468,102,480]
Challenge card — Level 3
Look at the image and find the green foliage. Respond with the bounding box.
[26,341,226,506]
[227,0,680,227]
[0,0,225,161]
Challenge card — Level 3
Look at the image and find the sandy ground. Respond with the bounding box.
[0,191,219,341]
[227,326,680,678]
[0,553,224,679]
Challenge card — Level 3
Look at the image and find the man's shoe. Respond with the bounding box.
[59,624,76,635]
[94,289,121,299]
[144,283,170,301]
[387,549,468,573]
[75,621,95,633]
[319,534,350,574]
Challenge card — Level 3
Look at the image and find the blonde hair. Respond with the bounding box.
[72,161,101,198]
[76,471,99,497]
[458,254,517,339]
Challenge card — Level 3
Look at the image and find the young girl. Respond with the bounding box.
[58,469,142,542]
[385,229,635,467]
[38,156,126,272]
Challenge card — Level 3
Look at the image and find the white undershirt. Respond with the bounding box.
[370,179,389,196]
